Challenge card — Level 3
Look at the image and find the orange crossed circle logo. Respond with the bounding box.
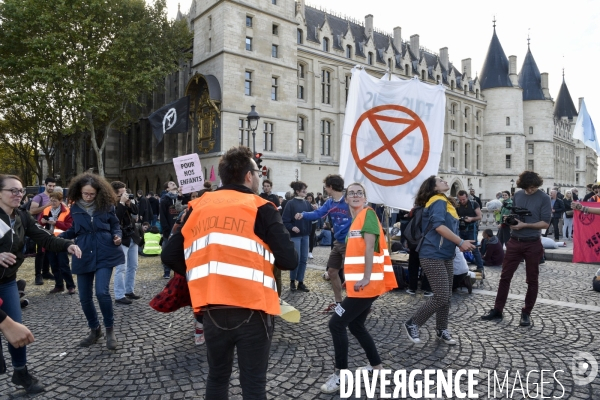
[351,105,429,186]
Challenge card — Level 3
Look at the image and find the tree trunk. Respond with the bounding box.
[75,132,84,174]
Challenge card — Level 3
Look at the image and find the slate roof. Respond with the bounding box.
[518,47,545,101]
[554,78,578,120]
[479,28,512,90]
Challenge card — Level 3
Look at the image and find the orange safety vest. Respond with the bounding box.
[182,190,280,315]
[41,205,70,237]
[344,207,397,298]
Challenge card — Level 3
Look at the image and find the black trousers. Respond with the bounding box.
[408,249,430,291]
[544,217,560,240]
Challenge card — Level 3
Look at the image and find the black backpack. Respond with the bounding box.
[403,207,432,252]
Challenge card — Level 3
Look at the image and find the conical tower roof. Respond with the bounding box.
[553,77,578,120]
[518,46,544,100]
[479,27,512,90]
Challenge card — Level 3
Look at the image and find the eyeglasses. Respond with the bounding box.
[82,192,97,198]
[2,188,25,196]
[347,191,364,198]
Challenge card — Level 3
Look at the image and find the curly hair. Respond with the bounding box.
[414,175,456,207]
[219,146,254,185]
[67,173,117,212]
[516,171,543,189]
[323,174,344,192]
[290,181,307,195]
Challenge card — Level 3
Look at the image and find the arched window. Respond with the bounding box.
[346,45,352,59]
[321,120,331,156]
[321,70,331,104]
[323,37,329,52]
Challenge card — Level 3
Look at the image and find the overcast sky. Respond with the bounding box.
[166,0,599,145]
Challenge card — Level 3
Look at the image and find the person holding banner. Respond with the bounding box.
[320,182,397,394]
[404,176,475,346]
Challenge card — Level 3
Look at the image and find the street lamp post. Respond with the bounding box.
[510,179,515,195]
[247,105,260,154]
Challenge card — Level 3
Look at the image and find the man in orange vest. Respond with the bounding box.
[39,191,76,295]
[162,146,297,399]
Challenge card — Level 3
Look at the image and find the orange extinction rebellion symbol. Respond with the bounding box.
[351,104,429,186]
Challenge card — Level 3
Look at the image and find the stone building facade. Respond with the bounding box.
[116,0,596,202]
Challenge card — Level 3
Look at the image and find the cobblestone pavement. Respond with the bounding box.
[1,247,598,399]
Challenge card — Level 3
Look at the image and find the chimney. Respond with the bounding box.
[579,97,584,112]
[439,47,449,71]
[541,72,550,99]
[393,26,402,52]
[410,34,420,59]
[508,55,519,86]
[365,14,373,39]
[461,58,471,79]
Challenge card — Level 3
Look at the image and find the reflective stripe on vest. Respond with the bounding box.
[187,261,276,292]
[184,232,275,265]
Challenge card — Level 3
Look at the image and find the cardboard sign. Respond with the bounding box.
[173,153,204,194]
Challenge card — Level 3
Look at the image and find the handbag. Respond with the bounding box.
[149,274,192,312]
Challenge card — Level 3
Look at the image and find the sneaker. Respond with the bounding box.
[481,308,503,321]
[194,321,205,345]
[163,273,170,279]
[423,291,434,297]
[48,286,64,294]
[42,272,55,280]
[11,366,44,394]
[34,275,43,285]
[125,293,141,300]
[297,282,310,292]
[20,299,29,309]
[403,319,421,344]
[405,289,416,295]
[17,279,26,297]
[290,281,297,291]
[356,364,374,375]
[115,297,132,305]
[436,329,457,345]
[308,252,314,259]
[320,372,340,393]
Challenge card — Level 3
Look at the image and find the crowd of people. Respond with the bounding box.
[0,145,591,397]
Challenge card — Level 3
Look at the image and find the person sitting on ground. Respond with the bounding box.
[316,222,333,246]
[541,237,566,248]
[142,226,162,256]
[481,229,504,267]
[452,247,472,294]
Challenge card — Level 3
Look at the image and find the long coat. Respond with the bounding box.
[60,204,124,274]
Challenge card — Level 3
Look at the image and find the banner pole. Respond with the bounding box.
[384,206,392,251]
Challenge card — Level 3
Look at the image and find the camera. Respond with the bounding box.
[458,216,468,230]
[128,194,135,200]
[504,206,532,226]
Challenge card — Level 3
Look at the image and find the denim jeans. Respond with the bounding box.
[0,280,26,367]
[328,296,380,370]
[459,229,483,270]
[290,235,308,282]
[77,268,114,329]
[46,251,75,289]
[204,308,274,400]
[114,243,139,299]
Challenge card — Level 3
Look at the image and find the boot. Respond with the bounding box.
[11,366,45,394]
[79,326,103,347]
[106,327,118,350]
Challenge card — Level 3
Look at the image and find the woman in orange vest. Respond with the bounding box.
[321,182,397,394]
[39,191,76,295]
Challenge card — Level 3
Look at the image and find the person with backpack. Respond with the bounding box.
[402,208,432,296]
[456,190,484,277]
[403,176,475,346]
[0,174,82,393]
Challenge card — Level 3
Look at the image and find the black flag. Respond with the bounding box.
[148,96,190,143]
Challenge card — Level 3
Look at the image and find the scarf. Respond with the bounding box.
[77,199,96,217]
[425,194,459,220]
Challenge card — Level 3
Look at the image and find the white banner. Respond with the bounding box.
[173,153,204,194]
[339,68,446,210]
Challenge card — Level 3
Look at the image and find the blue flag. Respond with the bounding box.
[573,99,599,155]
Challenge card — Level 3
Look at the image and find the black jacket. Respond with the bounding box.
[159,194,181,238]
[148,196,160,217]
[115,201,139,247]
[136,195,153,223]
[551,198,565,218]
[162,184,298,276]
[1,208,72,284]
[259,192,280,208]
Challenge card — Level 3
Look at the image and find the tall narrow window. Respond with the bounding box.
[298,116,305,131]
[321,120,331,156]
[388,58,392,69]
[272,24,278,35]
[476,126,479,135]
[239,119,250,146]
[245,37,252,51]
[506,117,510,126]
[321,70,331,104]
[465,123,468,132]
[476,146,481,170]
[576,173,580,184]
[345,75,351,104]
[506,137,511,148]
[297,29,303,44]
[272,45,278,58]
[368,52,373,65]
[271,77,278,100]
[298,139,304,153]
[244,71,252,96]
[528,143,534,154]
[464,144,470,169]
[323,37,329,52]
[346,45,352,59]
[209,16,212,30]
[576,156,580,168]
[263,123,274,151]
[451,156,456,168]
[421,69,425,80]
[297,85,304,99]
[208,38,211,52]
[529,126,533,134]
[405,64,409,75]
[528,160,534,171]
[297,63,304,78]
[451,120,455,130]
[463,85,467,95]
[246,16,252,27]
[506,155,511,169]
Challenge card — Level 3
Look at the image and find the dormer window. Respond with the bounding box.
[346,45,352,59]
[323,38,329,52]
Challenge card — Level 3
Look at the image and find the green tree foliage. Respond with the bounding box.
[0,0,192,176]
